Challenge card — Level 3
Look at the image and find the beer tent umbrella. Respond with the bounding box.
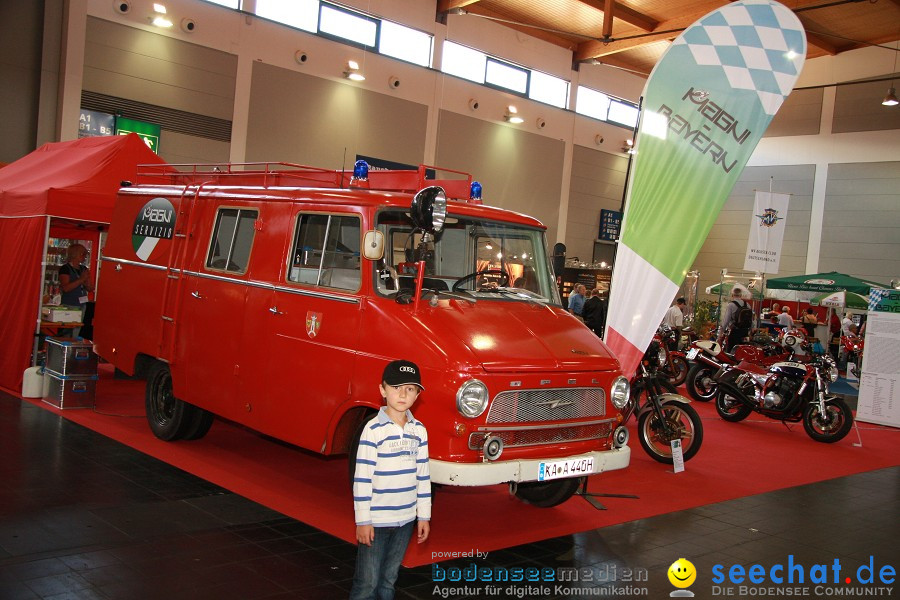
[810,290,869,311]
[0,134,169,393]
[765,271,887,296]
[705,282,765,299]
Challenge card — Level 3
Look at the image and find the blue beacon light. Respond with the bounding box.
[470,181,482,201]
[353,159,369,180]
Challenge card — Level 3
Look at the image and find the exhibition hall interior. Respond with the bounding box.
[1,1,898,599]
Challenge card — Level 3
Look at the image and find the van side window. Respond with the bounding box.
[206,208,258,273]
[288,213,360,290]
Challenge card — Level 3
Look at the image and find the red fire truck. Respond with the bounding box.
[93,161,630,507]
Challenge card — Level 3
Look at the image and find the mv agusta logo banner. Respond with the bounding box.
[132,197,175,261]
[606,0,806,375]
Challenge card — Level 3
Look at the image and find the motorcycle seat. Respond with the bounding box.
[695,340,722,355]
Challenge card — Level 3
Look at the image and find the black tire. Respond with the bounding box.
[803,398,853,443]
[514,476,584,508]
[637,400,703,464]
[181,407,214,441]
[145,362,190,441]
[715,387,753,422]
[348,410,377,486]
[667,355,689,387]
[686,363,718,402]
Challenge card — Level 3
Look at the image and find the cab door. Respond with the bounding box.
[259,209,364,451]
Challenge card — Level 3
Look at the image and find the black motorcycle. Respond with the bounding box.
[714,353,853,443]
[625,339,703,463]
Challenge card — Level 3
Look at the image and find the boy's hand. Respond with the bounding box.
[417,520,430,544]
[356,524,374,546]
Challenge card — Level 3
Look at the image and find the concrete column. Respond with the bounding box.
[805,86,836,274]
[56,0,87,141]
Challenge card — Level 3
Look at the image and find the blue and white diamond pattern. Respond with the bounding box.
[673,0,806,115]
[869,288,889,312]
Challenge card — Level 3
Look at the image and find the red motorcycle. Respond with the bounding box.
[656,326,689,387]
[840,333,864,378]
[685,334,806,402]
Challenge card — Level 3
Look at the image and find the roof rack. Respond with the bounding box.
[134,162,478,203]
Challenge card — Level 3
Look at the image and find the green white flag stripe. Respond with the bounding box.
[606,0,806,375]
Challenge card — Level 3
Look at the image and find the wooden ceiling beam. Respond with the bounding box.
[437,0,484,12]
[576,0,658,31]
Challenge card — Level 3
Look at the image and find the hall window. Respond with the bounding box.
[255,0,318,33]
[575,85,638,128]
[319,3,377,47]
[206,208,258,274]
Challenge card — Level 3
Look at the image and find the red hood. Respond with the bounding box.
[410,299,620,373]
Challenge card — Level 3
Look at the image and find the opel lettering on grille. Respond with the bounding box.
[536,398,575,409]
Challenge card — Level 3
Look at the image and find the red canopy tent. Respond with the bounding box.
[0,134,168,394]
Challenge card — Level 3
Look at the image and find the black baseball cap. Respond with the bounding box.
[382,360,424,390]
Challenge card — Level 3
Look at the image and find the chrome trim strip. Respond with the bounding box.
[102,256,359,304]
[475,418,616,432]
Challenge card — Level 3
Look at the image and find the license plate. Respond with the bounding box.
[686,347,699,360]
[538,457,595,481]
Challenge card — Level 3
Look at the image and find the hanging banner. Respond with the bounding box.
[856,288,900,428]
[743,191,789,273]
[606,0,806,375]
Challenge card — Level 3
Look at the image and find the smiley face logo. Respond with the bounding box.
[668,558,696,588]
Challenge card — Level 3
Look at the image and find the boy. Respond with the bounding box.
[350,360,431,600]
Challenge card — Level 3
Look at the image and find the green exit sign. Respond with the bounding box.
[116,117,161,154]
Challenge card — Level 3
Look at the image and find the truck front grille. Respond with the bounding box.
[468,422,612,450]
[486,388,606,423]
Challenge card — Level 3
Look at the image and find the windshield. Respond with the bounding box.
[374,209,561,304]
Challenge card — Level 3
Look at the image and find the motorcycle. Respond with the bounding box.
[623,338,703,464]
[714,353,853,443]
[840,333,864,378]
[684,331,807,402]
[656,326,690,387]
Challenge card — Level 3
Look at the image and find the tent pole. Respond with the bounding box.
[32,216,51,367]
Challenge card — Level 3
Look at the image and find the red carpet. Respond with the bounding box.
[18,367,900,568]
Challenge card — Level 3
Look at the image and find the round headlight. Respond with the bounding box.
[828,365,839,383]
[456,379,488,418]
[610,376,630,410]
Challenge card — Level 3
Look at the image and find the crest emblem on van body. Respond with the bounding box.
[306,311,322,338]
[132,197,176,261]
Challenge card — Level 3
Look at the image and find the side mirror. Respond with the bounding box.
[411,186,447,233]
[363,230,384,260]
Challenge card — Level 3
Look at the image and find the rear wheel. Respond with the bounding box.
[637,400,703,464]
[803,398,853,443]
[145,363,190,441]
[715,386,753,422]
[514,476,584,508]
[181,408,214,441]
[686,364,717,402]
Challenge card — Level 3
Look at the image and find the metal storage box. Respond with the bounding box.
[42,372,97,409]
[45,337,98,377]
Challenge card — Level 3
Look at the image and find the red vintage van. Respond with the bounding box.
[93,161,630,507]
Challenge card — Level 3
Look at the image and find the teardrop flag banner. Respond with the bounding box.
[606,0,806,376]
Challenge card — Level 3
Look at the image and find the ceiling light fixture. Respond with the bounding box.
[883,41,899,107]
[622,139,634,153]
[151,2,172,27]
[504,105,523,124]
[344,60,365,81]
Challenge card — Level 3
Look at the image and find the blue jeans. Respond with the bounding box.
[350,521,414,600]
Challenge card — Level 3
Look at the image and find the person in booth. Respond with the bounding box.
[800,308,820,338]
[57,244,94,337]
[351,360,431,600]
[719,287,751,351]
[568,284,586,321]
[661,297,686,350]
[582,288,607,338]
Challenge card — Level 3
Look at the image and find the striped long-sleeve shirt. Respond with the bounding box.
[353,408,431,527]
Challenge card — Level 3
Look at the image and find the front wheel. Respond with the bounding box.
[686,364,717,402]
[665,355,689,387]
[514,476,584,507]
[637,400,703,464]
[803,398,853,443]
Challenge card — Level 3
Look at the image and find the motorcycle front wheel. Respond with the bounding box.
[686,363,717,402]
[715,387,753,422]
[666,355,689,387]
[803,398,853,443]
[637,400,703,464]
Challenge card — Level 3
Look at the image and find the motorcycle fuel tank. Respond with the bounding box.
[769,361,807,378]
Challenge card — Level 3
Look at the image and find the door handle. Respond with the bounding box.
[191,291,203,299]
[269,306,284,315]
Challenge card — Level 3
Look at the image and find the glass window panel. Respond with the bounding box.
[485,58,528,94]
[320,4,376,47]
[207,209,257,273]
[608,100,639,127]
[529,70,569,108]
[207,209,237,270]
[441,41,486,83]
[255,0,318,33]
[379,20,432,67]
[229,211,257,273]
[575,86,611,120]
